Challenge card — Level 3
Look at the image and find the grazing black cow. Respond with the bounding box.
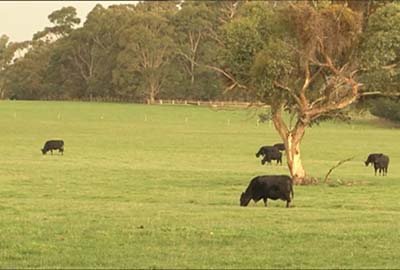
[256,144,285,158]
[365,153,390,176]
[261,150,282,165]
[364,153,383,166]
[41,140,64,155]
[255,146,276,158]
[273,143,285,152]
[240,175,293,208]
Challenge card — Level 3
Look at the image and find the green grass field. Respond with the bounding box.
[0,100,399,269]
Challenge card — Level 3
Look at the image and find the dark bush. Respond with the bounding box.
[370,98,400,122]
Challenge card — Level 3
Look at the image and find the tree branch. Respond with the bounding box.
[273,80,302,108]
[271,103,289,140]
[359,91,400,97]
[204,64,247,90]
[324,156,354,183]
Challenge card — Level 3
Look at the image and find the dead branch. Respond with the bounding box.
[324,156,354,183]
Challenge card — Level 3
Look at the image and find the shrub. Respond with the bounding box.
[369,98,400,122]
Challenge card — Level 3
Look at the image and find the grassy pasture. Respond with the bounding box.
[0,100,399,269]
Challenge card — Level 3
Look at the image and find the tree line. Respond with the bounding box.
[0,2,249,102]
[0,1,398,105]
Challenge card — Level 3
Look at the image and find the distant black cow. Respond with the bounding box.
[364,153,383,166]
[240,175,293,208]
[41,140,64,155]
[261,150,282,165]
[273,143,285,152]
[256,144,285,158]
[255,146,276,158]
[365,153,389,176]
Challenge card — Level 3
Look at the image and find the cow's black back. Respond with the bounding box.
[273,143,285,151]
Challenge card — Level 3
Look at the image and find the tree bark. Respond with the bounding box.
[272,105,308,185]
[286,130,306,184]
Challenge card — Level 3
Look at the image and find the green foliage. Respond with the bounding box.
[250,39,297,103]
[4,43,52,100]
[1,101,400,268]
[33,6,80,40]
[221,18,263,84]
[0,1,399,107]
[359,2,400,93]
[116,8,176,102]
[369,97,400,122]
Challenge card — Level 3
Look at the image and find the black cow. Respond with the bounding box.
[365,153,389,176]
[240,175,293,208]
[41,140,64,155]
[364,153,383,166]
[261,150,282,165]
[255,146,276,158]
[365,153,390,176]
[256,144,285,158]
[273,143,285,152]
[375,155,389,176]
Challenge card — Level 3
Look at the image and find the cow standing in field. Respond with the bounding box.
[261,150,282,165]
[255,146,276,158]
[41,140,64,155]
[364,153,390,176]
[240,175,294,208]
[256,144,284,165]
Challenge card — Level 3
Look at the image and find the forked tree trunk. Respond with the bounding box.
[272,107,309,185]
[285,131,306,184]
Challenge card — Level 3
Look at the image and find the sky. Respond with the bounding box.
[0,1,137,42]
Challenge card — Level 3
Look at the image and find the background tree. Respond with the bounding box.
[220,2,400,184]
[0,35,11,99]
[33,6,80,41]
[3,41,52,100]
[171,2,224,100]
[116,3,178,103]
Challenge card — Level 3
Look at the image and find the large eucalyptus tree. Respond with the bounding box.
[220,2,400,184]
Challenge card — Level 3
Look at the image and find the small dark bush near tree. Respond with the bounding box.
[370,98,400,122]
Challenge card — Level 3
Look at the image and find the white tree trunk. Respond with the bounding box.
[272,107,309,184]
[286,133,306,184]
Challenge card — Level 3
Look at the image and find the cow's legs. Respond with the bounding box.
[263,198,268,207]
[286,200,291,208]
[50,149,53,155]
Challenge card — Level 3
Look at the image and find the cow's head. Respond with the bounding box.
[240,192,251,207]
[261,157,269,165]
[41,148,46,155]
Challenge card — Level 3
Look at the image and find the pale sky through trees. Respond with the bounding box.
[0,1,137,42]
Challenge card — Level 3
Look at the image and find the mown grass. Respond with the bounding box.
[0,100,399,269]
